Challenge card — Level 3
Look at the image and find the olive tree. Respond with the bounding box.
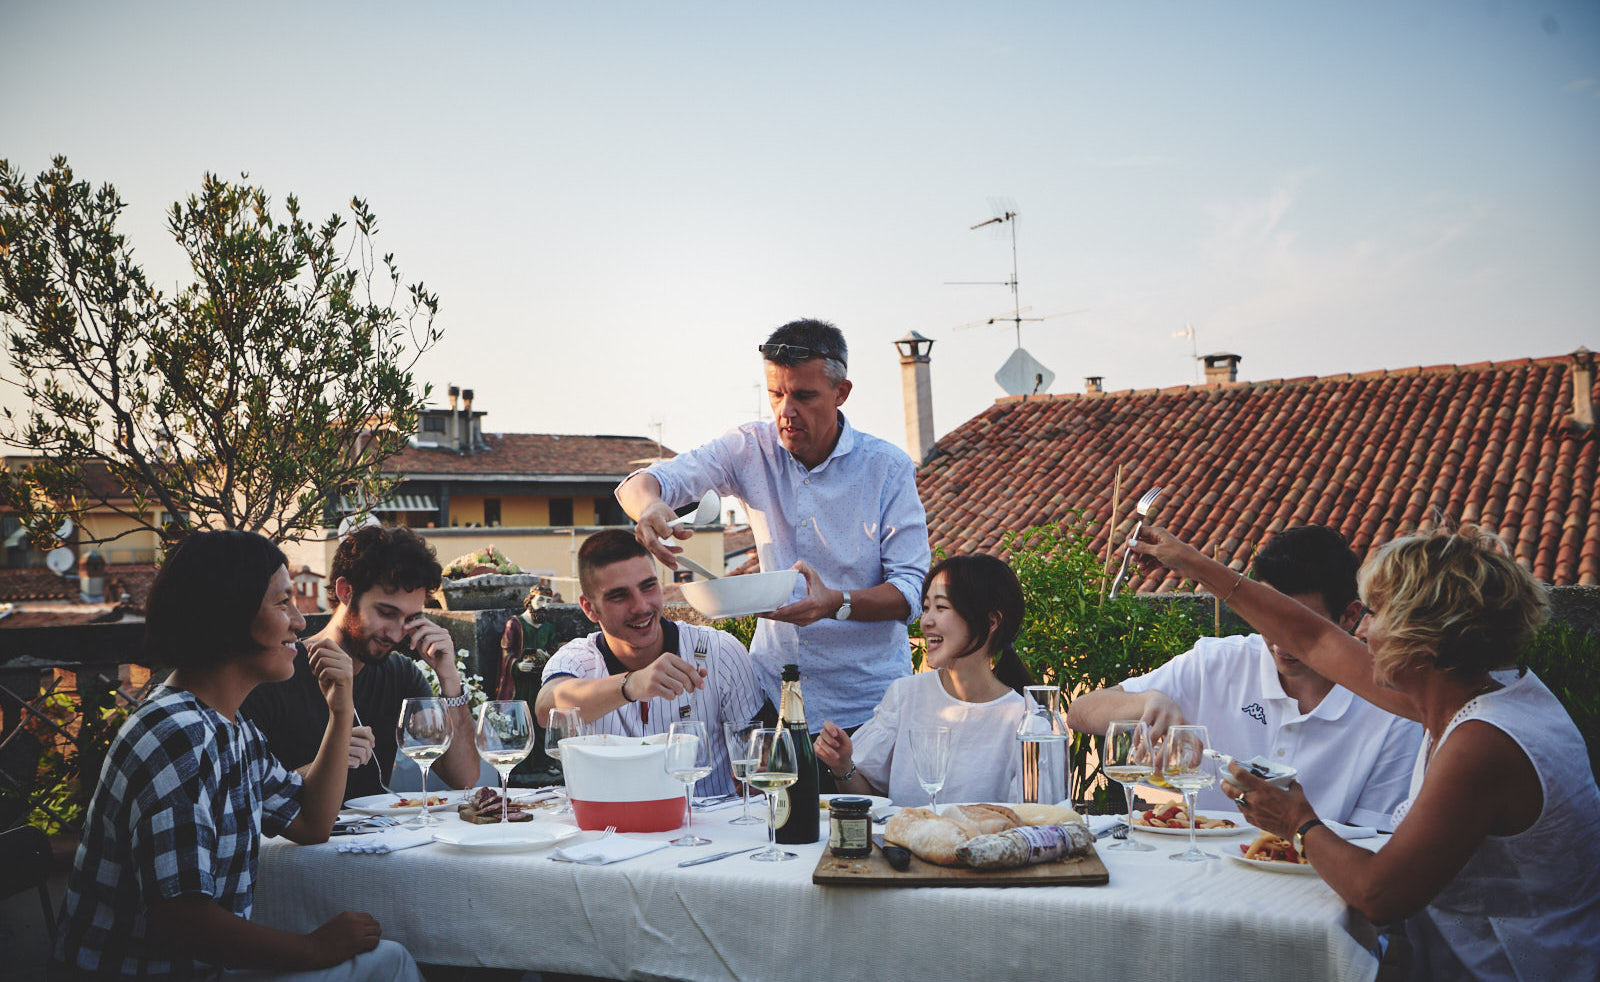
[0,156,441,548]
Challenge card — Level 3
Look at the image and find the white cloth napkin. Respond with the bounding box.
[551,835,668,865]
[695,797,746,813]
[334,827,436,855]
[1086,814,1125,835]
[1324,820,1379,840]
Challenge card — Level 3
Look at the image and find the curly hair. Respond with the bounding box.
[1358,526,1547,684]
[329,524,442,607]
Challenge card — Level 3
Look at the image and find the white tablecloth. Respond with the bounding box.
[254,811,1380,982]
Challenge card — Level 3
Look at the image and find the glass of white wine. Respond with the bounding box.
[1103,719,1155,851]
[397,697,452,828]
[722,720,764,826]
[745,727,798,862]
[1162,724,1216,862]
[910,726,952,814]
[544,707,584,816]
[475,700,535,824]
[665,720,713,847]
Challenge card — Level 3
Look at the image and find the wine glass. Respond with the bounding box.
[722,720,764,826]
[1102,719,1155,851]
[665,721,713,847]
[909,726,952,814]
[745,727,798,862]
[397,697,452,828]
[475,700,535,824]
[1162,724,1217,862]
[544,707,584,816]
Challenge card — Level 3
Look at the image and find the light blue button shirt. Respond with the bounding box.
[630,414,930,730]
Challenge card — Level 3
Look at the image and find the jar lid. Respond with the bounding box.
[827,796,873,815]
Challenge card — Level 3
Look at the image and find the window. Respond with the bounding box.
[484,498,502,527]
[548,498,574,526]
[423,416,446,433]
[594,497,629,526]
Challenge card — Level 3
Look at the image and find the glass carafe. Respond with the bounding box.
[1015,685,1071,804]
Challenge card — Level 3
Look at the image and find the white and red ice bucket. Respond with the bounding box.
[559,733,686,833]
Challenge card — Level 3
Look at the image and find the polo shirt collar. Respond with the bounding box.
[1253,635,1355,720]
[593,619,680,676]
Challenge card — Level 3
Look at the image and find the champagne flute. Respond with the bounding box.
[1162,724,1217,862]
[545,707,584,816]
[1102,719,1155,851]
[665,721,713,847]
[745,727,798,862]
[722,720,764,826]
[475,700,535,824]
[909,726,952,814]
[397,697,452,828]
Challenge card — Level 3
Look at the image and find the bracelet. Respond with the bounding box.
[620,671,636,703]
[831,763,858,782]
[1219,569,1246,603]
[439,691,471,709]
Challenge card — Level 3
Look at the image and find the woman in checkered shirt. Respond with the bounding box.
[51,531,421,980]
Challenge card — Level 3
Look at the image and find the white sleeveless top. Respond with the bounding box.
[1393,669,1600,981]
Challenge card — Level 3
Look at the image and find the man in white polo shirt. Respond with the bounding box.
[536,530,765,797]
[1067,525,1421,828]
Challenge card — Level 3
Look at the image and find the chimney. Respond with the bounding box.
[1571,347,1595,430]
[894,331,936,465]
[461,388,475,454]
[447,384,460,450]
[1201,352,1242,386]
[1085,376,1104,394]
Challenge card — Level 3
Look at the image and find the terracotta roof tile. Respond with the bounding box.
[917,353,1600,588]
[383,433,672,478]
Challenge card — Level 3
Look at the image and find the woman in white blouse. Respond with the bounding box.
[814,554,1035,806]
[1130,524,1600,980]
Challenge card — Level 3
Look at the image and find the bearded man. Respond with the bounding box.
[241,524,479,799]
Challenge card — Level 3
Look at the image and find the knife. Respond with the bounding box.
[872,834,912,871]
[677,845,760,867]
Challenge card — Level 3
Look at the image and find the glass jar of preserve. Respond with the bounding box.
[827,795,872,858]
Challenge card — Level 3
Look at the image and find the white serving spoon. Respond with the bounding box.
[667,490,721,529]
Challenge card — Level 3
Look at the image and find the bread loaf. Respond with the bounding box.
[1010,803,1082,826]
[883,807,972,867]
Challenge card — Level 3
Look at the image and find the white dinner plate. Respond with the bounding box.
[1226,850,1320,876]
[432,821,583,854]
[1129,808,1252,837]
[820,793,893,812]
[345,792,464,816]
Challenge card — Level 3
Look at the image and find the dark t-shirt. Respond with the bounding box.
[239,648,431,801]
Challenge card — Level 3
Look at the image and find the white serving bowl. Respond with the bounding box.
[678,569,800,619]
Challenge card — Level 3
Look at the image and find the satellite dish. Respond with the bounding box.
[994,347,1056,397]
[338,513,380,540]
[56,518,74,540]
[46,547,76,575]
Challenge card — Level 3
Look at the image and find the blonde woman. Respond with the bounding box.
[1129,525,1599,980]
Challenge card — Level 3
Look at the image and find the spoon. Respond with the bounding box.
[667,490,721,529]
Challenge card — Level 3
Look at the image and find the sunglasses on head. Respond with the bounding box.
[757,342,845,365]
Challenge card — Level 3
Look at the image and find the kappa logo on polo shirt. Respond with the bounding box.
[1241,702,1267,724]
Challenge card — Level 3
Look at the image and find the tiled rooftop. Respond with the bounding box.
[384,433,673,478]
[917,352,1600,589]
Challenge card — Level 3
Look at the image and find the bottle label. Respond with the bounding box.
[771,788,790,828]
[828,815,871,851]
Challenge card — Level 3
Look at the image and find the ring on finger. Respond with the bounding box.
[1237,792,1249,809]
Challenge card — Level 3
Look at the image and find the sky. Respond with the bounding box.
[2,0,1597,461]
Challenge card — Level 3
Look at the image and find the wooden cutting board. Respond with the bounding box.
[812,841,1109,887]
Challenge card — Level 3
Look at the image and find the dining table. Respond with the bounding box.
[253,802,1383,982]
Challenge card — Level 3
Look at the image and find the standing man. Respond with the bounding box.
[618,319,930,763]
[536,530,764,795]
[241,524,479,799]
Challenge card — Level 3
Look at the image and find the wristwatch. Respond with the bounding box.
[439,691,471,709]
[834,591,853,621]
[1293,817,1325,858]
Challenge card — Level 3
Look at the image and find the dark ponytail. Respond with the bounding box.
[923,554,1035,695]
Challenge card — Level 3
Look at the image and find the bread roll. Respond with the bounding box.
[1011,803,1082,826]
[883,807,974,867]
[950,803,1023,834]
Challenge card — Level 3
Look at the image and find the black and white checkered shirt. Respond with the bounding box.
[52,687,303,979]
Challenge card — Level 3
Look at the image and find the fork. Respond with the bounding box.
[1109,487,1164,599]
[353,708,401,799]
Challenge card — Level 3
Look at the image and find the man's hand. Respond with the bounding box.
[813,721,853,775]
[306,639,354,715]
[404,618,458,681]
[1139,691,1187,743]
[347,725,375,769]
[305,911,382,967]
[628,653,708,702]
[633,501,689,568]
[763,560,843,626]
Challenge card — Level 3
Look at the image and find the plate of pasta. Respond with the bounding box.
[1128,805,1251,836]
[1226,833,1319,875]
